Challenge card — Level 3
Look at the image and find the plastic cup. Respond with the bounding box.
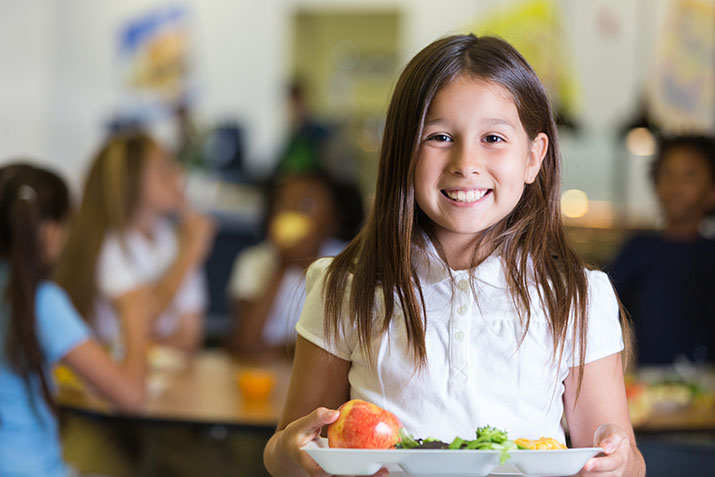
[237,369,276,402]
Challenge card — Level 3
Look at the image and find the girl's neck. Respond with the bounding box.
[436,232,487,270]
[663,218,701,241]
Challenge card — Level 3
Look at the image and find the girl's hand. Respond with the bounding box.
[578,424,631,476]
[277,407,389,477]
[179,209,216,265]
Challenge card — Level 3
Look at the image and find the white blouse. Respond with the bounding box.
[227,239,345,346]
[296,242,624,444]
[94,219,207,353]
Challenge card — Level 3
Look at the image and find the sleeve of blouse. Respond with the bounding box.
[36,282,92,364]
[226,244,274,301]
[97,235,147,299]
[294,257,355,361]
[576,269,625,365]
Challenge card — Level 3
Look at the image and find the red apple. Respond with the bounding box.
[327,399,402,449]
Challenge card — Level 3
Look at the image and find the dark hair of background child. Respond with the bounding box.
[650,135,715,184]
[0,163,70,413]
[263,169,364,242]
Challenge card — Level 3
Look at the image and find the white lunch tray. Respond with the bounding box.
[302,438,602,476]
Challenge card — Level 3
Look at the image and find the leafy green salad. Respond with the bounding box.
[396,425,518,464]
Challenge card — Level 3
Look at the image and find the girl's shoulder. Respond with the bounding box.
[35,281,91,363]
[306,256,336,287]
[579,267,618,314]
[584,267,615,292]
[36,280,74,309]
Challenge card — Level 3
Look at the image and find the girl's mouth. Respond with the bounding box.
[441,188,491,204]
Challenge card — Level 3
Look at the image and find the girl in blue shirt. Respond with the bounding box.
[0,163,149,476]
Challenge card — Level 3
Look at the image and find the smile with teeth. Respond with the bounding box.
[442,189,490,203]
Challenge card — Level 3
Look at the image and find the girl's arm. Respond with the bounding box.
[263,336,387,477]
[61,338,146,413]
[63,286,151,413]
[231,268,286,355]
[61,288,150,412]
[151,211,215,317]
[563,353,645,477]
[62,287,151,412]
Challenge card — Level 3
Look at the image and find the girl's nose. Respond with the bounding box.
[449,144,481,176]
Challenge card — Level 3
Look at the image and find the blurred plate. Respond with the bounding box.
[302,438,602,476]
[147,345,188,372]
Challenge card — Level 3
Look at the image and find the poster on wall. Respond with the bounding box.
[648,0,715,134]
[117,4,194,125]
[471,0,581,128]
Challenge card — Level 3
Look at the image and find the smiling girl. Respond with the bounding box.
[264,34,646,477]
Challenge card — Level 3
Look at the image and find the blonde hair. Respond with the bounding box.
[54,131,157,320]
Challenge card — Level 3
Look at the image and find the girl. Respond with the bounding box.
[228,170,362,358]
[610,135,715,364]
[264,35,645,476]
[0,163,147,477]
[55,131,214,356]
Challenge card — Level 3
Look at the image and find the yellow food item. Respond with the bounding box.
[515,437,567,450]
[54,364,84,390]
[270,211,312,247]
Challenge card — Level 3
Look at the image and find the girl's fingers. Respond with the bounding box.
[593,424,627,451]
[582,452,623,473]
[288,407,384,477]
[581,428,630,474]
[292,407,340,444]
[282,407,340,476]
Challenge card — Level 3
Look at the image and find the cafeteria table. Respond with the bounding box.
[57,349,292,476]
[58,349,292,429]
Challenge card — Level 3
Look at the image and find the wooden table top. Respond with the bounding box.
[57,349,292,428]
[628,366,715,433]
[59,351,715,433]
[633,405,715,433]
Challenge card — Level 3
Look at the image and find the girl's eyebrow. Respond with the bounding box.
[424,117,446,127]
[481,117,515,129]
[424,117,515,130]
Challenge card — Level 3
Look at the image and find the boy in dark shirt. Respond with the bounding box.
[609,135,715,365]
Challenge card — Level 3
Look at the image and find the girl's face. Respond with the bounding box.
[414,76,547,248]
[655,147,715,224]
[140,146,184,216]
[273,177,335,234]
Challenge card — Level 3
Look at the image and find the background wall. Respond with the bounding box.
[0,0,685,221]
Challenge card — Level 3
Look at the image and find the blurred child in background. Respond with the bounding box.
[274,81,332,176]
[55,131,215,356]
[228,171,363,359]
[0,163,147,477]
[610,135,715,365]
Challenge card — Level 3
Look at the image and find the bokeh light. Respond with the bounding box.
[625,127,657,156]
[561,189,589,218]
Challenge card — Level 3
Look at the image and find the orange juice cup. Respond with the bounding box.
[237,369,276,402]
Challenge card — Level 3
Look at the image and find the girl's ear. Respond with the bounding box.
[525,132,548,184]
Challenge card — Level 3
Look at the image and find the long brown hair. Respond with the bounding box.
[0,163,70,412]
[324,34,626,393]
[54,132,156,321]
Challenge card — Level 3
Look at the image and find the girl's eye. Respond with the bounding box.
[484,135,504,144]
[428,134,452,143]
